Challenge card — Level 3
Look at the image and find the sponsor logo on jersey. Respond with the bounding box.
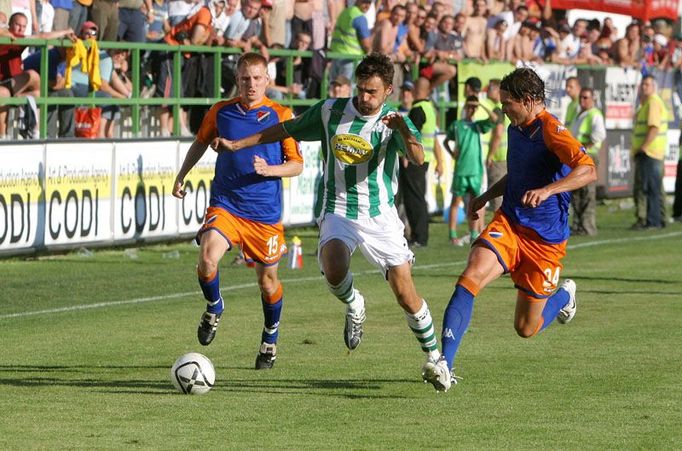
[489,231,503,239]
[257,111,271,122]
[331,133,374,165]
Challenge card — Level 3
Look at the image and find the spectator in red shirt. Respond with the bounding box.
[0,12,75,138]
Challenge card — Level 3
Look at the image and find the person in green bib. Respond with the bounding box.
[631,75,668,229]
[444,94,498,246]
[569,87,605,236]
[212,53,446,391]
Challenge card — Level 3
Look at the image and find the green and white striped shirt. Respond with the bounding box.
[283,98,422,220]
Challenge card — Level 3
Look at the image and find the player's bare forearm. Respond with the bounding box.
[403,138,425,165]
[480,174,507,204]
[522,164,596,207]
[469,174,507,219]
[174,140,209,198]
[212,124,291,152]
[254,159,303,178]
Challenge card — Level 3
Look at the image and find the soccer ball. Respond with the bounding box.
[170,352,215,395]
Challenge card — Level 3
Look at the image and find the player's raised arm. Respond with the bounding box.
[173,139,210,198]
[382,112,425,165]
[211,123,292,152]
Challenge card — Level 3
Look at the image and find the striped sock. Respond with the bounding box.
[328,272,363,312]
[406,300,440,361]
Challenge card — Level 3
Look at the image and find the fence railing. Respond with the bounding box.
[0,38,467,137]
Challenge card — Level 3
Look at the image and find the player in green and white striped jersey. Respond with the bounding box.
[212,54,445,391]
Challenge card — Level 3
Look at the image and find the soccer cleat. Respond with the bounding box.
[422,358,456,392]
[255,342,277,370]
[344,295,366,351]
[197,311,222,346]
[556,279,577,324]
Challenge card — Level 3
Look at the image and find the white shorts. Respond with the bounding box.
[318,209,414,276]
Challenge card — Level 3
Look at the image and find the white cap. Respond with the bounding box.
[654,34,668,47]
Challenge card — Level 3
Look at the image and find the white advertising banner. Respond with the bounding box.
[44,143,113,246]
[113,142,178,240]
[604,67,641,129]
[0,145,44,251]
[176,141,216,234]
[283,141,323,226]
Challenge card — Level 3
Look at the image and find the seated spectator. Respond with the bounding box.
[22,45,75,137]
[405,3,426,55]
[651,34,669,70]
[268,31,313,99]
[224,0,268,56]
[371,4,407,61]
[614,22,641,68]
[422,14,458,95]
[486,17,508,61]
[509,20,535,64]
[463,0,488,61]
[328,74,351,98]
[0,12,75,138]
[70,22,127,137]
[210,0,237,45]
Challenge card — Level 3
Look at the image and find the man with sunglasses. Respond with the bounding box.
[569,87,605,236]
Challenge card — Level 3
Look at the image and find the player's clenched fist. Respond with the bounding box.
[253,155,271,176]
[211,137,236,152]
[172,178,186,198]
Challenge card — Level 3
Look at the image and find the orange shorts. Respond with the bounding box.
[197,206,287,266]
[476,211,567,299]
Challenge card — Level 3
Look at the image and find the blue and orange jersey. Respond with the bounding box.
[501,109,594,244]
[196,97,302,225]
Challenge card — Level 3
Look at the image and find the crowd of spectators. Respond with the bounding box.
[1,0,681,138]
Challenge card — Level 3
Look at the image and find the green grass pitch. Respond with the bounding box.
[1,202,681,449]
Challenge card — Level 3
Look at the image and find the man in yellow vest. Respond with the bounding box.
[564,76,580,129]
[570,87,605,236]
[399,77,444,247]
[329,0,372,85]
[631,75,668,229]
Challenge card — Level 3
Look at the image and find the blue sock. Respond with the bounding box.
[198,271,224,314]
[261,297,282,344]
[539,287,570,332]
[441,284,475,370]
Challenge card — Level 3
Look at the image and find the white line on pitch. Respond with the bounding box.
[2,230,680,320]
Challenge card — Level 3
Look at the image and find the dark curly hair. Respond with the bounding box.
[355,53,394,87]
[500,67,546,104]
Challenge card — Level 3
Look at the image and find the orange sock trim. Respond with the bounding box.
[262,283,283,304]
[457,275,480,297]
[197,268,217,282]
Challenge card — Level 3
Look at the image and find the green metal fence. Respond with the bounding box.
[0,37,461,138]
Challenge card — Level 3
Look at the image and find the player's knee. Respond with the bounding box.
[258,276,279,297]
[197,254,218,277]
[514,323,539,338]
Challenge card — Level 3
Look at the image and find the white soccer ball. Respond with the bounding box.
[170,352,215,395]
